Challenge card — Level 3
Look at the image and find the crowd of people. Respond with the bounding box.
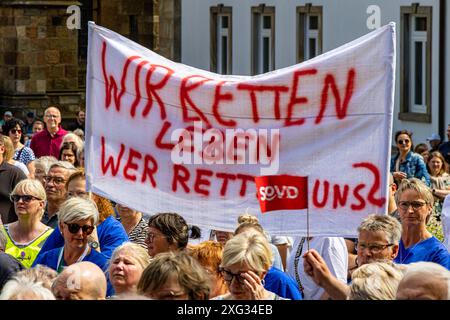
[0,106,449,300]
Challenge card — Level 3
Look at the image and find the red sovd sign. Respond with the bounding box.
[255,175,308,213]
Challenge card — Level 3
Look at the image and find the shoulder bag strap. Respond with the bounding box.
[293,237,306,297]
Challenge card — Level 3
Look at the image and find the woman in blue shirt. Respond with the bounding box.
[33,197,114,296]
[393,178,450,270]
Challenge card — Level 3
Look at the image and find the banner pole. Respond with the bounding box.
[306,207,310,251]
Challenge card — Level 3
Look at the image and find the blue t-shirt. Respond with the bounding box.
[32,246,114,297]
[394,237,450,269]
[38,216,129,259]
[264,266,302,300]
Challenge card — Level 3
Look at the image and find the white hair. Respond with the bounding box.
[62,132,84,151]
[57,197,99,225]
[0,277,55,300]
[400,262,450,300]
[49,160,76,172]
[349,261,404,300]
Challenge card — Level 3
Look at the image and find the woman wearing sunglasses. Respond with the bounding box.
[212,231,288,300]
[0,179,53,268]
[390,130,430,187]
[2,118,36,178]
[393,178,450,269]
[32,198,110,277]
[37,169,129,260]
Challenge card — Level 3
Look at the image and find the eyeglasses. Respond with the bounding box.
[10,129,22,134]
[398,139,410,145]
[219,268,246,285]
[45,114,60,119]
[43,176,66,185]
[146,232,165,243]
[356,243,394,254]
[398,201,427,210]
[10,194,40,203]
[151,290,188,300]
[64,222,94,235]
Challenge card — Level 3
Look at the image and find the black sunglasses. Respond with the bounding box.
[398,139,410,145]
[10,194,40,203]
[64,222,94,235]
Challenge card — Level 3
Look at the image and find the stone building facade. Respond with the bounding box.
[0,0,167,123]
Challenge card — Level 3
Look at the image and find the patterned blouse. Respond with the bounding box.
[13,146,35,166]
[126,217,148,250]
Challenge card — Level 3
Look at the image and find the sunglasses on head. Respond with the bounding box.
[10,194,40,203]
[64,222,94,235]
[10,129,22,134]
[398,139,410,145]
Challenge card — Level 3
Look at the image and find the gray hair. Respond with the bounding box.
[57,197,99,225]
[349,261,404,300]
[34,156,58,175]
[109,242,151,271]
[13,265,58,290]
[49,160,77,173]
[358,214,402,245]
[0,277,55,300]
[62,132,84,151]
[399,262,450,300]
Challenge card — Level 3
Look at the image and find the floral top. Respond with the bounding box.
[390,151,430,187]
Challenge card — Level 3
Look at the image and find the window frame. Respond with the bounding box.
[297,5,323,63]
[251,5,275,75]
[210,5,233,74]
[399,5,432,123]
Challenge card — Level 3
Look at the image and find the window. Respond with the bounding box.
[210,6,232,74]
[400,5,432,122]
[297,5,323,62]
[251,5,275,75]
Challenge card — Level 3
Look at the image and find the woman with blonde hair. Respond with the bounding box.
[394,178,450,269]
[213,231,288,300]
[108,242,151,297]
[234,217,302,300]
[348,261,404,300]
[1,179,53,268]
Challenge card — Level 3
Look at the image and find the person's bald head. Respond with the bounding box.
[396,262,450,300]
[44,106,62,133]
[52,262,107,300]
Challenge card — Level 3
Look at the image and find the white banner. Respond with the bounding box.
[86,22,395,237]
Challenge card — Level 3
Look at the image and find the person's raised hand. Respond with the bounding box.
[241,270,266,300]
[303,249,333,287]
